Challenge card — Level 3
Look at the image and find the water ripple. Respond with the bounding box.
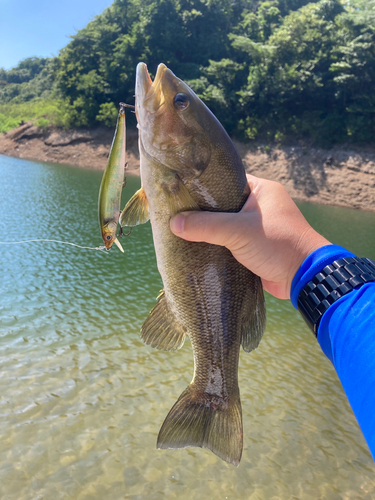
[0,155,374,499]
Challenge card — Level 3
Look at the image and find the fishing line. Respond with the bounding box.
[0,239,108,252]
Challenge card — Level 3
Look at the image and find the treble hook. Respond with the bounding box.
[118,226,132,238]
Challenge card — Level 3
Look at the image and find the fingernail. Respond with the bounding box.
[170,214,185,234]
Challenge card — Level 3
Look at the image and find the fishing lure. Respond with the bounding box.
[98,103,128,252]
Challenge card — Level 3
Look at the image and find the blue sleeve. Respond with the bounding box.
[291,245,375,459]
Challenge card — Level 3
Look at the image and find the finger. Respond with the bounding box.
[241,175,266,212]
[170,211,240,247]
[245,174,261,190]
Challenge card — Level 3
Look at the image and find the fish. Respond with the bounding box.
[120,63,266,466]
[98,102,127,253]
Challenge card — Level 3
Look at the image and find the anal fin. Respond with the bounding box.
[120,187,149,227]
[141,290,186,351]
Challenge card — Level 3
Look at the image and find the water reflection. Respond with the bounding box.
[0,155,374,499]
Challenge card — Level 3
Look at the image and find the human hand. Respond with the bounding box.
[170,175,330,299]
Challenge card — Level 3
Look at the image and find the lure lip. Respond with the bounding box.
[113,237,124,253]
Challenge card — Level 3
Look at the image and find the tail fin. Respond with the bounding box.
[157,385,243,466]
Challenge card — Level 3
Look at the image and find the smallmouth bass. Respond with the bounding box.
[121,63,266,466]
[98,103,126,252]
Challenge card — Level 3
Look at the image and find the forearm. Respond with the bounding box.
[291,245,375,458]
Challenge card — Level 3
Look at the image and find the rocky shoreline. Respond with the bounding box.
[1,122,374,211]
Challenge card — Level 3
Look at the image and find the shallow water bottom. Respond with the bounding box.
[0,155,374,499]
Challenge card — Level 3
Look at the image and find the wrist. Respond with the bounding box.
[290,245,356,309]
[297,255,375,336]
[286,228,330,299]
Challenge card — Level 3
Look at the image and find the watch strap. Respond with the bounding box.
[297,256,375,336]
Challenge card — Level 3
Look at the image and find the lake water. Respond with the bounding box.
[0,154,374,499]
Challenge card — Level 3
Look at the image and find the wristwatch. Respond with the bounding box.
[297,256,375,336]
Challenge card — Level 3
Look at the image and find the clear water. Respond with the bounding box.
[0,154,374,499]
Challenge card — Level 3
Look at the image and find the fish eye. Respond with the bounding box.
[173,93,190,110]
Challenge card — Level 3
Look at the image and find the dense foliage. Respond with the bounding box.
[1,0,374,145]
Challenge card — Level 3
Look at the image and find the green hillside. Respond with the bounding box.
[1,0,374,145]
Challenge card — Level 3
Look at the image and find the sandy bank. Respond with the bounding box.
[1,122,374,211]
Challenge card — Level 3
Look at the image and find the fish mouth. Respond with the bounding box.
[136,62,174,115]
[135,62,154,100]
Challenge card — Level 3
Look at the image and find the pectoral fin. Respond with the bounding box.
[120,187,150,227]
[141,290,186,351]
[162,177,200,217]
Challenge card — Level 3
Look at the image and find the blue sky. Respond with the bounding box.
[0,0,114,70]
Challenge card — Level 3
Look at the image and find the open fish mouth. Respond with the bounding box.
[136,63,174,115]
[136,63,166,95]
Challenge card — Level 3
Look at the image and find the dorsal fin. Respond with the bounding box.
[241,275,266,352]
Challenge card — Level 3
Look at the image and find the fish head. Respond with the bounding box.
[135,62,214,180]
[101,221,124,252]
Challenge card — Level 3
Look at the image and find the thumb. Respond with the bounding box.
[170,211,239,248]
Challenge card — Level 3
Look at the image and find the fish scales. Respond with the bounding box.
[120,63,266,466]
